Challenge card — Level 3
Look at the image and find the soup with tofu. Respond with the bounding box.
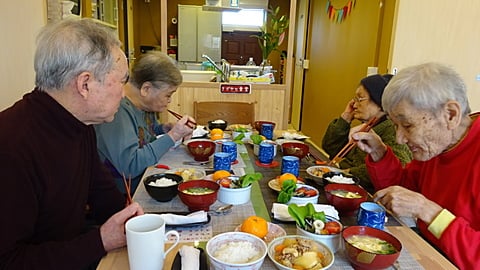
[346,235,397,254]
[182,187,215,195]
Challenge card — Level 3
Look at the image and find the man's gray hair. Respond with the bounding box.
[34,18,122,91]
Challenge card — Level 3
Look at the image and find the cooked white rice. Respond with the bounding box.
[326,175,355,184]
[213,241,261,264]
[148,177,177,187]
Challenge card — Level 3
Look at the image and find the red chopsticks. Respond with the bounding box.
[123,173,133,205]
[327,117,378,166]
[167,109,197,129]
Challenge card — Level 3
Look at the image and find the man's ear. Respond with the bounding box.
[444,100,462,130]
[75,71,91,99]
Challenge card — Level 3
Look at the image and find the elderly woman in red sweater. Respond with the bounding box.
[351,62,479,269]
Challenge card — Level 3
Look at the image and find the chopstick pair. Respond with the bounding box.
[122,173,133,205]
[327,117,378,166]
[167,109,197,129]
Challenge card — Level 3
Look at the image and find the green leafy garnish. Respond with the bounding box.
[250,134,264,145]
[233,133,245,144]
[238,172,263,187]
[277,179,296,203]
[234,127,249,132]
[287,203,326,229]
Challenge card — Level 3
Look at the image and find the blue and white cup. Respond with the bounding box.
[258,141,275,164]
[281,156,300,177]
[357,202,387,230]
[260,123,274,140]
[222,141,237,163]
[213,152,231,171]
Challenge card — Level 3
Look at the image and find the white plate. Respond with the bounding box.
[234,222,286,243]
[275,139,304,146]
[280,131,310,140]
[268,178,305,192]
[306,165,343,182]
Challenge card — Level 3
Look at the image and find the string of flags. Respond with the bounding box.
[326,0,356,23]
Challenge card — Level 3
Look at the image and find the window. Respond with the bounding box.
[222,9,265,32]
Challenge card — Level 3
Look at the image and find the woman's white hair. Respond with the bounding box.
[382,62,471,117]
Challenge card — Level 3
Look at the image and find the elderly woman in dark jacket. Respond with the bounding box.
[321,74,412,193]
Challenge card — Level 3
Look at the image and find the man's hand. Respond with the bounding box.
[100,202,144,251]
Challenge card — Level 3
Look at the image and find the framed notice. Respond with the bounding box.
[219,84,251,94]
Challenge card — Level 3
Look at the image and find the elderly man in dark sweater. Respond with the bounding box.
[0,19,143,269]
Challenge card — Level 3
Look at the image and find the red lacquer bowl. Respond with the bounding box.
[342,226,402,270]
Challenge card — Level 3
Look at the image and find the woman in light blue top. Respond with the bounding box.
[95,51,194,194]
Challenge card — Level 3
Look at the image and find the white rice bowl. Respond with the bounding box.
[206,232,267,270]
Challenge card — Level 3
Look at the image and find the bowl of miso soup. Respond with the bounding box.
[178,180,220,211]
[324,183,368,215]
[342,226,402,269]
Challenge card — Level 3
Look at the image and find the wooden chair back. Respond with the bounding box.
[193,101,255,126]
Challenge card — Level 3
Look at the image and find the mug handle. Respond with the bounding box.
[164,230,180,258]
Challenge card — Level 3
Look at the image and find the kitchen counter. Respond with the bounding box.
[163,82,289,129]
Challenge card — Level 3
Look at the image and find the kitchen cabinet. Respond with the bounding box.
[177,5,222,62]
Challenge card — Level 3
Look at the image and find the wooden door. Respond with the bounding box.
[221,31,263,65]
[300,0,390,147]
[290,0,310,130]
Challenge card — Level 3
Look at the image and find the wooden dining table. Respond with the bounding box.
[96,136,458,270]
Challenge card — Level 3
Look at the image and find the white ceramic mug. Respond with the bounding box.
[125,214,180,270]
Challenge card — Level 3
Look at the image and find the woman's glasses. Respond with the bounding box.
[353,96,369,103]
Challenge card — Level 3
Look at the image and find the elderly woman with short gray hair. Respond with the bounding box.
[351,62,480,269]
[95,51,194,194]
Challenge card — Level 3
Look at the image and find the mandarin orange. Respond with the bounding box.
[277,173,297,187]
[240,216,268,238]
[213,170,231,181]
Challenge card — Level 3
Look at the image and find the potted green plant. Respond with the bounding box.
[251,6,289,72]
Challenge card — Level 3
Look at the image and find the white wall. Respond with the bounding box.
[0,1,46,110]
[390,0,480,112]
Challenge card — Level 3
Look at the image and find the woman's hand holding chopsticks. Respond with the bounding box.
[328,117,379,166]
[166,114,195,142]
[349,121,388,162]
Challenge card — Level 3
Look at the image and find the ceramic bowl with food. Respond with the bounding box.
[306,165,343,185]
[254,120,276,131]
[281,142,309,160]
[287,184,319,205]
[267,235,334,270]
[206,232,268,270]
[186,139,216,161]
[178,180,220,211]
[296,216,343,253]
[165,167,206,181]
[217,176,253,205]
[322,171,360,185]
[324,183,368,215]
[208,120,228,131]
[143,173,183,202]
[232,129,253,142]
[342,226,402,270]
